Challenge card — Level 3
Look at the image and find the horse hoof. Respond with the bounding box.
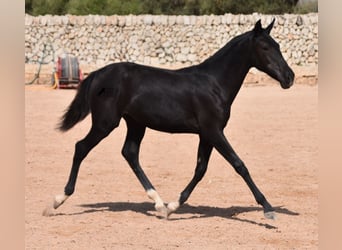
[264,211,276,220]
[53,194,69,209]
[167,201,180,211]
[166,201,180,218]
[155,204,168,219]
[42,205,54,217]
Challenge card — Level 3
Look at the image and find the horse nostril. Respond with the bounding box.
[287,71,294,83]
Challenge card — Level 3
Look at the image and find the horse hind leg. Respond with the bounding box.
[121,117,168,218]
[43,119,119,216]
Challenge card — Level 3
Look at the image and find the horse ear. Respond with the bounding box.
[265,18,275,34]
[253,19,263,35]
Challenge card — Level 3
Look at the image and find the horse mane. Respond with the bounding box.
[200,30,252,66]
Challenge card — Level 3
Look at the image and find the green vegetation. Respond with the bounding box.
[293,1,318,14]
[25,0,317,16]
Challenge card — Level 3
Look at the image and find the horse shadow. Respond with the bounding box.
[55,201,299,229]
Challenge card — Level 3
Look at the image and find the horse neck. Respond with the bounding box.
[196,35,252,105]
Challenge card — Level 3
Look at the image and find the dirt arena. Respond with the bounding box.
[25,83,317,249]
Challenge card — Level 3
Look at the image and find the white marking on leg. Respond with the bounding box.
[53,194,70,209]
[147,189,164,208]
[167,201,180,214]
[147,189,167,217]
[42,194,70,217]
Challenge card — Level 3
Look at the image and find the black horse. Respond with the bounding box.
[43,19,294,220]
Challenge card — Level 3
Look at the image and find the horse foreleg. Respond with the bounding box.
[167,139,213,217]
[209,130,276,219]
[122,118,167,218]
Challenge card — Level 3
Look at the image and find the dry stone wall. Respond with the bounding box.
[25,13,318,71]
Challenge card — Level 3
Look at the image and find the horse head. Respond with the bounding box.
[250,19,295,89]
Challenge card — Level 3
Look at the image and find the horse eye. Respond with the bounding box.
[262,47,269,51]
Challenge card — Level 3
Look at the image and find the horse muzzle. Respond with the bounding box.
[280,68,295,89]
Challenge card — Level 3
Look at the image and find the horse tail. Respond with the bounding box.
[58,71,95,132]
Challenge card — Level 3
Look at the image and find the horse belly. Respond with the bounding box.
[125,94,199,133]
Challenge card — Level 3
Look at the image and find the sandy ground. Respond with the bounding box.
[25,83,317,249]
